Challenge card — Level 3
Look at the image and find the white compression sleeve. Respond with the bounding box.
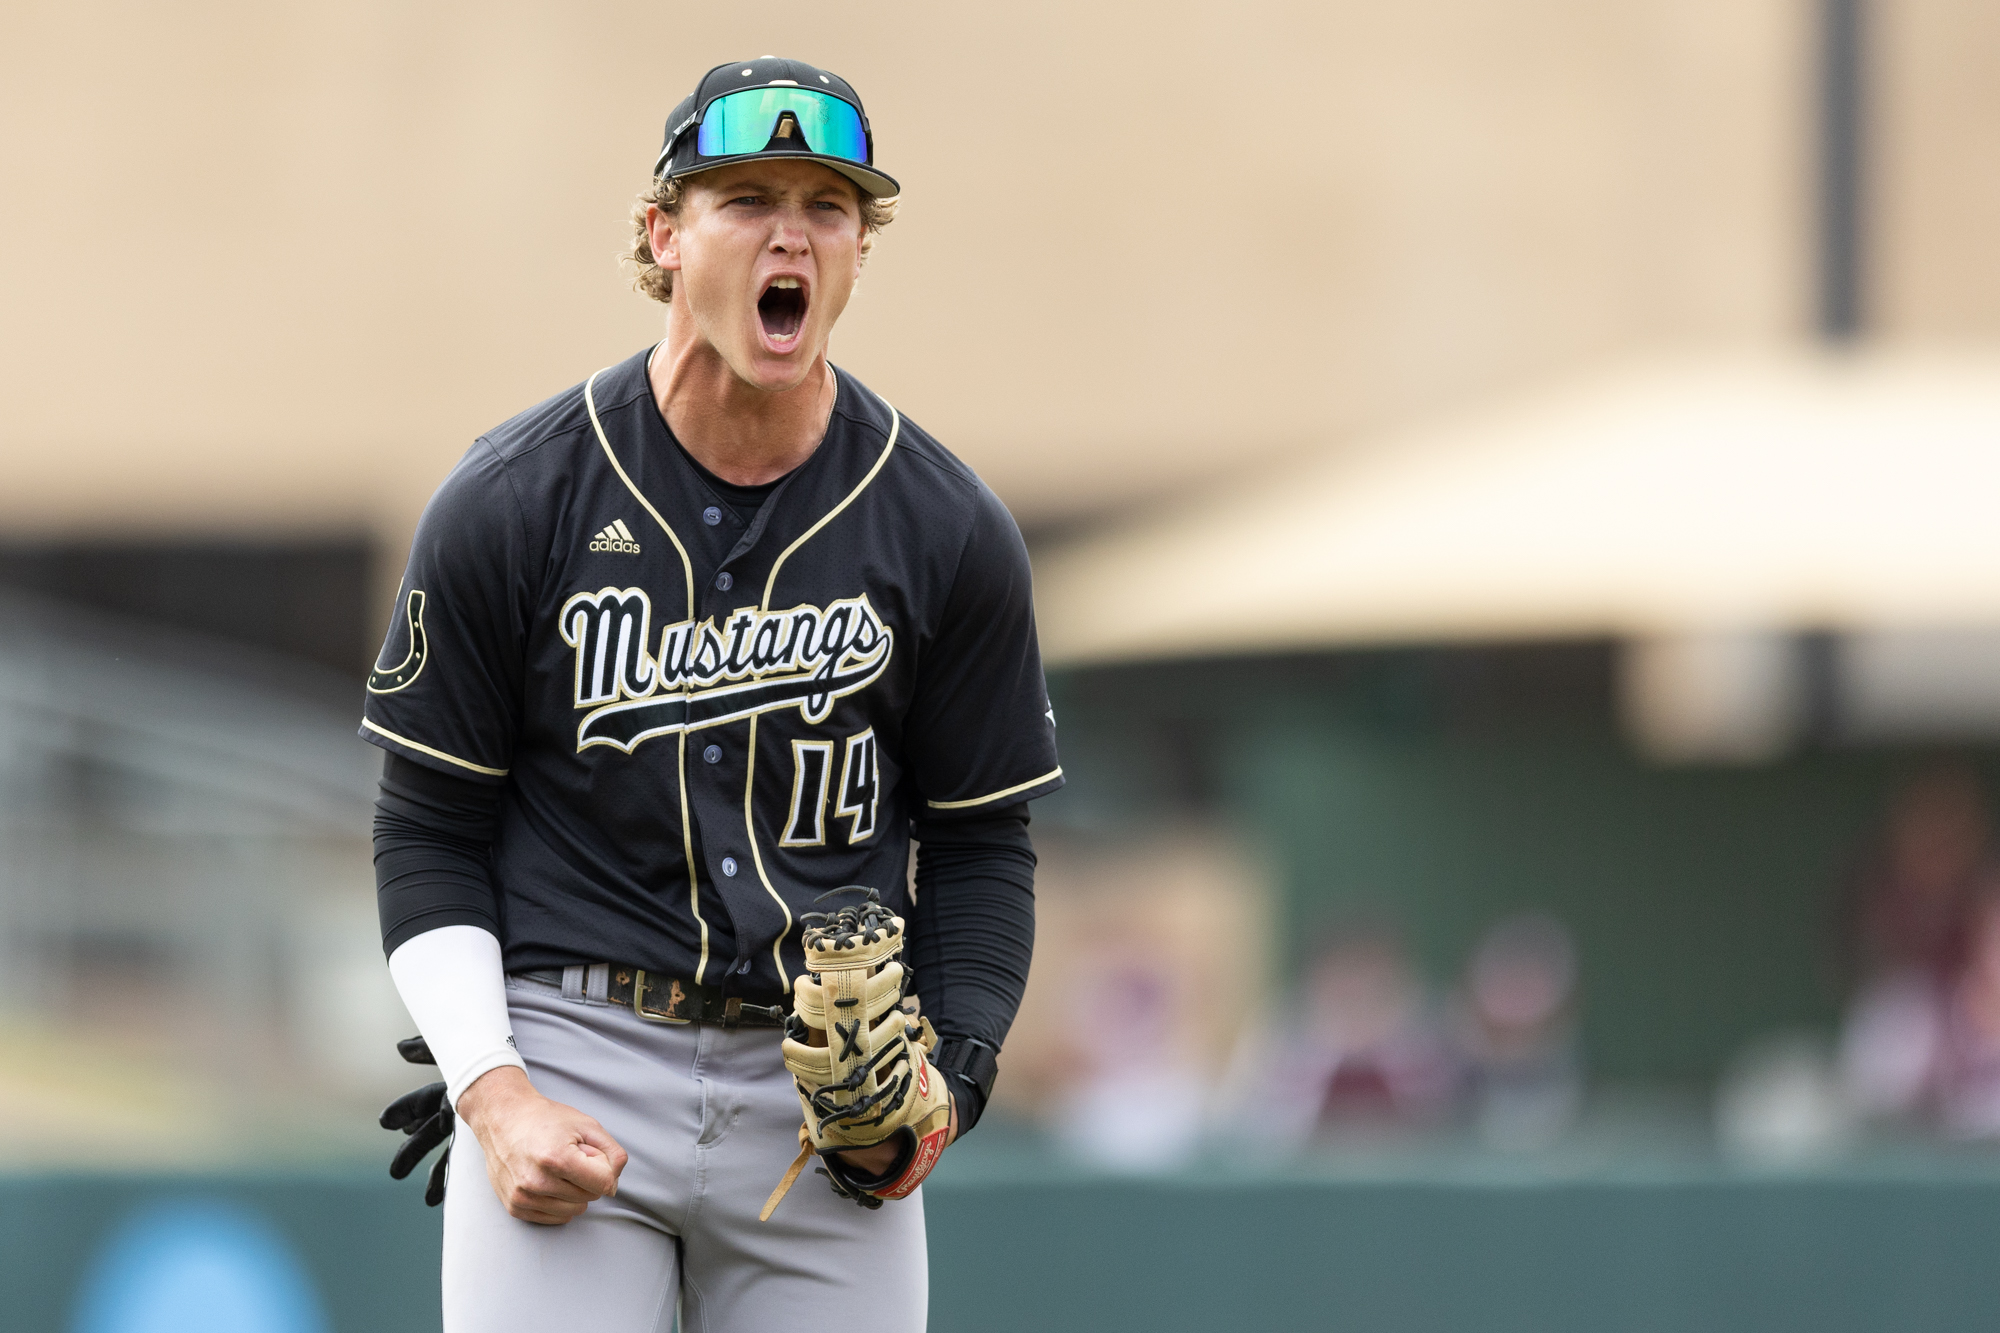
[387,924,527,1108]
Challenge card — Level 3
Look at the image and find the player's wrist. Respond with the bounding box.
[454,1064,538,1136]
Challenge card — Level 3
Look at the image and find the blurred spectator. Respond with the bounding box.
[1301,928,1457,1133]
[1940,893,2000,1135]
[1225,926,1457,1148]
[1848,763,2000,981]
[1842,890,2000,1138]
[1840,969,1943,1123]
[1453,913,1582,1150]
[1050,945,1207,1170]
[1836,765,2000,1140]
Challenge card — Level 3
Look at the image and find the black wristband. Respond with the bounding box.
[934,1037,1000,1135]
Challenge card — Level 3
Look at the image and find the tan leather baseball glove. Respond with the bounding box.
[760,888,952,1220]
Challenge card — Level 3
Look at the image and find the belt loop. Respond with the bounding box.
[586,962,611,1005]
[561,965,586,1002]
[723,997,743,1031]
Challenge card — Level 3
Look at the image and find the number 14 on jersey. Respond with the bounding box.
[780,729,877,847]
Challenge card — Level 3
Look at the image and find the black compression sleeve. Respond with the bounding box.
[374,753,504,956]
[906,803,1036,1136]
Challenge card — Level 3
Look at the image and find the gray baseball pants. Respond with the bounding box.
[440,973,928,1332]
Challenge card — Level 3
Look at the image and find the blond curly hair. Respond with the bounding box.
[627,174,899,303]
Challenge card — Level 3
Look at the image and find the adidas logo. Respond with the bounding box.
[589,519,642,555]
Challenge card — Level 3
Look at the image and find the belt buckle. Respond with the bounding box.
[632,969,693,1024]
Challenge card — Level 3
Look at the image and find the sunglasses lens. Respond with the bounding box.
[696,89,869,163]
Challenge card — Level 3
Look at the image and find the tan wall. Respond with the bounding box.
[2,0,1818,586]
[1874,0,2000,338]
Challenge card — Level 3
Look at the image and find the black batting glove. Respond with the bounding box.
[380,1035,453,1206]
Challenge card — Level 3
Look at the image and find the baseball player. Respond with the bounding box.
[366,57,1060,1331]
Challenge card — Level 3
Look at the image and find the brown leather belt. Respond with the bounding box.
[520,966,789,1029]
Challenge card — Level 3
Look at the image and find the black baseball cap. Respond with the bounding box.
[655,57,899,198]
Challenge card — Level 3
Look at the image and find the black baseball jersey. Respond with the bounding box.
[360,347,1061,995]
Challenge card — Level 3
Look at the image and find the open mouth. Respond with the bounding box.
[758,277,807,342]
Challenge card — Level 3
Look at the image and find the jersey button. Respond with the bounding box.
[703,506,723,526]
[715,571,734,591]
[703,744,722,764]
[721,856,739,877]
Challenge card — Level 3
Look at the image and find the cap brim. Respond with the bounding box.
[669,153,899,199]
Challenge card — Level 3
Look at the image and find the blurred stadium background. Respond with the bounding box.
[7,0,2000,1328]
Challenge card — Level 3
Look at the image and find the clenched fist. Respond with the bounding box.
[456,1066,628,1224]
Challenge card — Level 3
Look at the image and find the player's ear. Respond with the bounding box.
[647,204,682,273]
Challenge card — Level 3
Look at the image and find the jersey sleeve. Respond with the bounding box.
[903,485,1064,816]
[360,441,529,783]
